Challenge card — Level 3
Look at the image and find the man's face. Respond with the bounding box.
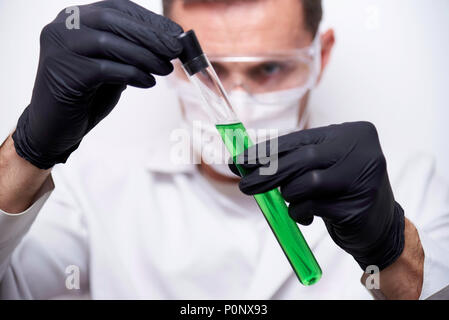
[168,0,334,181]
[169,0,334,100]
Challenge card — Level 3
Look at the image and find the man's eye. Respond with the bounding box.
[249,62,285,82]
[260,62,282,75]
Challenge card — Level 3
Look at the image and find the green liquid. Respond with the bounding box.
[216,122,322,286]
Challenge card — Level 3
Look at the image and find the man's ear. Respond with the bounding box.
[317,28,335,83]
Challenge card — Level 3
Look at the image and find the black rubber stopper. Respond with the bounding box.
[177,30,203,63]
[177,30,208,75]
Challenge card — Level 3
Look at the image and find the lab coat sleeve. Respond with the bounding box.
[394,155,449,300]
[0,167,89,299]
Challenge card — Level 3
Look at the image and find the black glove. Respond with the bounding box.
[13,0,183,169]
[230,122,405,271]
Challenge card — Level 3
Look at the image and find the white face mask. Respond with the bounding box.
[227,88,309,133]
[171,79,311,178]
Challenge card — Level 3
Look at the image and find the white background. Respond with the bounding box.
[0,0,448,178]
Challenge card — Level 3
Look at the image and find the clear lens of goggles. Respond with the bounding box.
[208,36,321,97]
[173,35,321,105]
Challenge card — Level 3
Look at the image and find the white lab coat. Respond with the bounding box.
[1,103,449,300]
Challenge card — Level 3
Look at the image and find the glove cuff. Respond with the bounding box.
[356,202,406,271]
[12,106,79,170]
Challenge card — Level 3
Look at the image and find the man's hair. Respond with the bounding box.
[162,0,323,36]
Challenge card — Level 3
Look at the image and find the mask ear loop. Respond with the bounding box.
[297,101,310,131]
[309,31,321,90]
[297,32,322,131]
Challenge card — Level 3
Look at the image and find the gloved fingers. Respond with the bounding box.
[280,162,350,203]
[229,129,332,177]
[92,58,156,88]
[94,0,183,36]
[236,126,331,168]
[234,139,277,172]
[288,201,316,226]
[68,27,174,76]
[238,143,339,195]
[84,83,127,133]
[80,6,182,59]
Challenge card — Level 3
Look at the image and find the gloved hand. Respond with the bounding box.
[230,122,405,270]
[13,0,183,169]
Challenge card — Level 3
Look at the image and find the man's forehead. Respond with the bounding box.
[170,0,313,55]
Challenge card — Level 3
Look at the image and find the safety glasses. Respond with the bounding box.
[172,35,322,106]
[205,35,322,95]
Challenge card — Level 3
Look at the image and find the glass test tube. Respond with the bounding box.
[177,30,322,285]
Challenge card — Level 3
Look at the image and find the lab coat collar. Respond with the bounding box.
[142,140,327,299]
[143,119,200,174]
[144,142,197,174]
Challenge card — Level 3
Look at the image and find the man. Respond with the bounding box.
[0,0,448,299]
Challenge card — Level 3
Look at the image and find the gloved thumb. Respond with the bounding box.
[288,200,316,226]
[228,159,242,177]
